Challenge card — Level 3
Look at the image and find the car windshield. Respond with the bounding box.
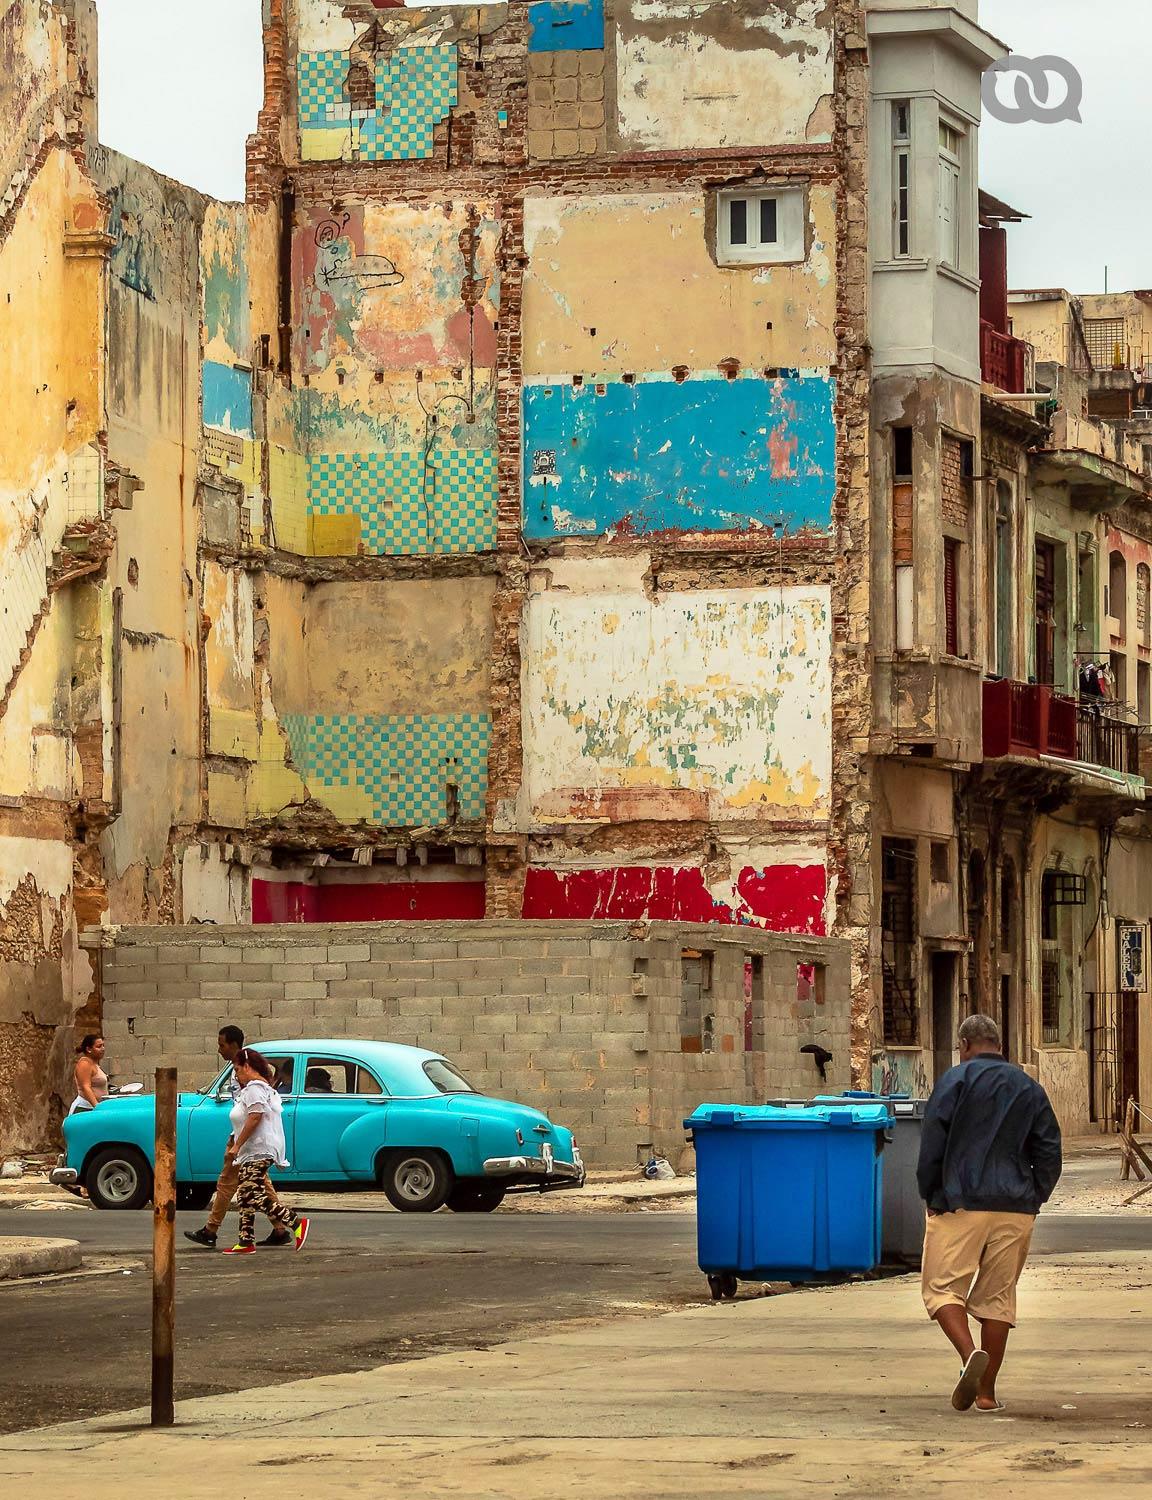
[422,1059,476,1094]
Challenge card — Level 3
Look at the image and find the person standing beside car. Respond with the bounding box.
[69,1036,109,1115]
[222,1047,309,1257]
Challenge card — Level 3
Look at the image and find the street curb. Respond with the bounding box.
[0,1237,83,1280]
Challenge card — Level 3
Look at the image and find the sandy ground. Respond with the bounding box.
[1,1248,1149,1498]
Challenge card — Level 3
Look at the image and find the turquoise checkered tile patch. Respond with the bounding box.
[280,713,490,826]
[357,46,458,161]
[308,450,496,555]
[297,50,352,126]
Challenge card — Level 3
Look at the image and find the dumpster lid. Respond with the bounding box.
[686,1102,891,1131]
[813,1093,928,1119]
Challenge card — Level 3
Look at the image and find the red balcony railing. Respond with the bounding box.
[981,321,1030,393]
[983,678,1041,757]
[984,678,1142,777]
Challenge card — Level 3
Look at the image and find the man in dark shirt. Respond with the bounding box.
[917,1013,1062,1412]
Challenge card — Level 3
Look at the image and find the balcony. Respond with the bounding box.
[983,679,1141,777]
[981,321,1032,394]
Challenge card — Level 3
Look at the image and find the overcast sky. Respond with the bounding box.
[94,0,1150,295]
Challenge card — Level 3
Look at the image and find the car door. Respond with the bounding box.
[184,1055,298,1182]
[292,1056,386,1179]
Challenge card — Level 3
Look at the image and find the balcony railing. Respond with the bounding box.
[981,321,1032,393]
[983,679,1142,778]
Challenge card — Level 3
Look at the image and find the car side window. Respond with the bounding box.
[269,1057,296,1095]
[356,1067,384,1096]
[303,1058,357,1095]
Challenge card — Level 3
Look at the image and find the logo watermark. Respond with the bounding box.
[982,55,1083,124]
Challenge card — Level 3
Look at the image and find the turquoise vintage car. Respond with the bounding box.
[53,1039,584,1213]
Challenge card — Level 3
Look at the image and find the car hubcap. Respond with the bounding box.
[395,1158,435,1202]
[96,1159,139,1204]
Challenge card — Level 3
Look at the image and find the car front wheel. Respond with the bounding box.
[446,1181,507,1213]
[380,1150,453,1213]
[85,1146,153,1211]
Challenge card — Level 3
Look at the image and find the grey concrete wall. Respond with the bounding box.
[91,920,850,1167]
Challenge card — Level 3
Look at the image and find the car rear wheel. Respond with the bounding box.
[446,1181,507,1214]
[380,1150,453,1213]
[85,1146,153,1211]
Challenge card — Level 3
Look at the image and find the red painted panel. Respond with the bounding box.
[252,880,485,924]
[521,864,826,936]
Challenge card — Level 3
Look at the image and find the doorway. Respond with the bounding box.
[931,953,957,1083]
[999,974,1011,1062]
[1120,993,1141,1118]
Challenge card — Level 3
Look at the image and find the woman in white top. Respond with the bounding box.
[70,1036,109,1115]
[222,1048,310,1256]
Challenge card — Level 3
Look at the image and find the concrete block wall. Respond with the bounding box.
[93,920,849,1167]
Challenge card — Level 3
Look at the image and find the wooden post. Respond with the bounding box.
[151,1066,177,1427]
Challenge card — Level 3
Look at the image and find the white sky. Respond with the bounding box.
[94,0,1150,292]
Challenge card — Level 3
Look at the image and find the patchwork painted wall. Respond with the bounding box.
[523,862,827,933]
[258,578,495,828]
[613,0,835,152]
[523,372,835,538]
[523,563,833,824]
[288,198,499,557]
[522,189,837,375]
[520,188,837,538]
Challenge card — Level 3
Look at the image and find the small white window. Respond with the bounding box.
[937,117,964,269]
[892,100,912,257]
[716,187,805,266]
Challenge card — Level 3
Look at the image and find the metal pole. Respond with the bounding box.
[151,1066,177,1427]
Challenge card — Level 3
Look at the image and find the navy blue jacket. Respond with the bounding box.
[917,1052,1063,1215]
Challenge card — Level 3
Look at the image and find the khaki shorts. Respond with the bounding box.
[921,1209,1036,1326]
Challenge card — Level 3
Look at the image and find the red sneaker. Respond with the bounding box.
[293,1216,310,1252]
[222,1243,256,1255]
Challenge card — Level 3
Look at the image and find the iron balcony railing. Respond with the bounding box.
[983,679,1143,777]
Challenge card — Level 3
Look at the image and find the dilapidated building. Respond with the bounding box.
[2,0,1150,1159]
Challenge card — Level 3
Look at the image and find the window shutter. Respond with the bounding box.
[944,538,959,656]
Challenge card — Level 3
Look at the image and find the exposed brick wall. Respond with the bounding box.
[941,435,970,531]
[95,920,850,1167]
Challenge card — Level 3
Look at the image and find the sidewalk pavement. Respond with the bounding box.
[0,1238,81,1280]
[1,1249,1148,1498]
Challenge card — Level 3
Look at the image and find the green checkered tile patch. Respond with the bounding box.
[307,450,496,555]
[357,46,458,161]
[297,50,352,126]
[280,713,490,826]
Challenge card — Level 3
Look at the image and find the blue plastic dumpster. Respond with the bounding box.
[685,1102,890,1299]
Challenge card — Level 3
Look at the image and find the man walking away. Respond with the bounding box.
[185,1026,254,1248]
[917,1013,1062,1413]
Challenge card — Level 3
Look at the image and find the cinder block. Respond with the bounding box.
[408,942,460,960]
[291,946,330,963]
[197,947,233,965]
[241,947,286,965]
[398,995,444,1018]
[119,946,158,969]
[354,998,385,1018]
[284,982,327,1001]
[324,944,371,963]
[371,980,418,1000]
[472,1012,517,1035]
[265,999,317,1021]
[235,983,287,1003]
[546,976,591,997]
[278,964,321,983]
[200,982,243,1002]
[111,982,162,1003]
[326,979,375,1000]
[369,942,417,961]
[312,964,348,981]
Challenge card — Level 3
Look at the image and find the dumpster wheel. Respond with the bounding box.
[707,1273,738,1301]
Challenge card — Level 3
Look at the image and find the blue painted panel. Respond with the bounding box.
[528,0,605,53]
[522,375,835,538]
[203,360,253,436]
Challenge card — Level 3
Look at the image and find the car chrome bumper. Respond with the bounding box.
[482,1155,585,1190]
[49,1163,79,1189]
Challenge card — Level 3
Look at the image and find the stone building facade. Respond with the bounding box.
[3,0,1152,1156]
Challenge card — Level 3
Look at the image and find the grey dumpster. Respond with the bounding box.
[769,1092,928,1265]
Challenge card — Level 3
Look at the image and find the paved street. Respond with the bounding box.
[2,1206,1150,1436]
